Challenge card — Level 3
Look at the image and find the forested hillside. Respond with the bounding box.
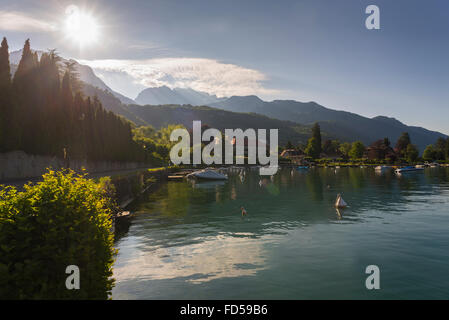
[123,104,313,145]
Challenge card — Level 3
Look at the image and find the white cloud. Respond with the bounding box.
[0,11,56,32]
[80,57,281,98]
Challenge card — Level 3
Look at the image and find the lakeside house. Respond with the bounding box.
[364,139,398,162]
[280,149,305,164]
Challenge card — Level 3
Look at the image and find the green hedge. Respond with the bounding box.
[0,170,116,299]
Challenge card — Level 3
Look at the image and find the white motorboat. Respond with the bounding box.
[395,166,424,174]
[430,162,440,168]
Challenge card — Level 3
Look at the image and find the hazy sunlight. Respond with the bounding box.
[64,5,100,47]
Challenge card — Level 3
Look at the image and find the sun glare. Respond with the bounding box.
[64,5,100,47]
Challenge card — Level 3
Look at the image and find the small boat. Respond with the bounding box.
[186,169,228,180]
[335,194,348,208]
[394,166,424,174]
[375,165,392,172]
[297,166,309,170]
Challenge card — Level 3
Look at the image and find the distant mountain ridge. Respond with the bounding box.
[210,97,447,151]
[135,86,225,106]
[131,86,447,151]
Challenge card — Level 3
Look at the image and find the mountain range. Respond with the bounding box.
[135,86,225,106]
[9,49,447,151]
[130,86,448,151]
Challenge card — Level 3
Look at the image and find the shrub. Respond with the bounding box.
[0,169,117,299]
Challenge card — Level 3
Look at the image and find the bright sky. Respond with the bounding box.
[1,0,448,134]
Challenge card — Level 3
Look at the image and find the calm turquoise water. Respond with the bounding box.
[112,167,449,299]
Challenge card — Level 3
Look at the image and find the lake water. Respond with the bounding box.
[112,167,449,299]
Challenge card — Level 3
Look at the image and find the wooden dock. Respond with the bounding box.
[167,170,195,181]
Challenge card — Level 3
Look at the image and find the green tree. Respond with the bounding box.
[434,137,446,160]
[395,132,411,156]
[445,138,449,160]
[348,141,365,159]
[0,170,117,299]
[285,140,293,149]
[405,144,419,163]
[423,145,435,161]
[339,142,352,159]
[305,137,320,159]
[311,122,322,155]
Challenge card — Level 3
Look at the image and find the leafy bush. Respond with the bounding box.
[0,169,117,299]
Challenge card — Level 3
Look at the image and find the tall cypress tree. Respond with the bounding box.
[0,37,11,151]
[311,122,322,156]
[0,37,10,88]
[13,39,35,85]
[61,71,74,155]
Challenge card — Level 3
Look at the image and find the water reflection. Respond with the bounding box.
[114,167,449,299]
[114,232,280,284]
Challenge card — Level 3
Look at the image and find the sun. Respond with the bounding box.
[64,5,100,47]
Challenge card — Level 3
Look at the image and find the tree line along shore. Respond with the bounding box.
[279,123,449,166]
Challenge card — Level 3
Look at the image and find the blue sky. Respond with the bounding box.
[1,0,448,134]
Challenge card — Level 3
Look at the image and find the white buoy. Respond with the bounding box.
[335,194,348,208]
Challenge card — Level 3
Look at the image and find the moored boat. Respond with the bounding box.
[430,162,440,168]
[186,169,228,180]
[395,166,424,174]
[375,165,392,172]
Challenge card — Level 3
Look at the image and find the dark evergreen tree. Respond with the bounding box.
[446,138,449,161]
[395,132,411,157]
[0,37,11,152]
[13,39,41,153]
[312,122,322,155]
[434,137,446,160]
[0,37,10,88]
[405,144,419,163]
[423,145,435,161]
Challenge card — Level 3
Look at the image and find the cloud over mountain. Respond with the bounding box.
[80,58,281,99]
